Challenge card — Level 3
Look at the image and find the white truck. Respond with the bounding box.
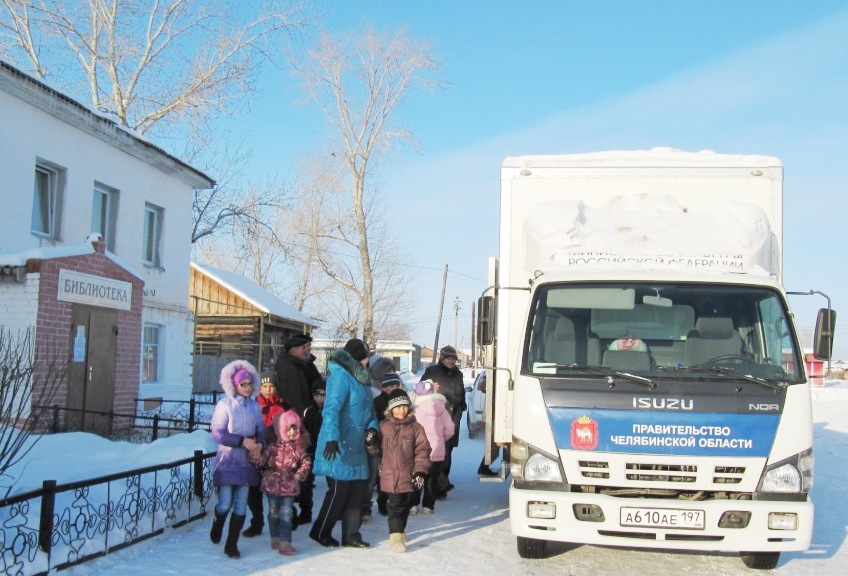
[477,148,836,570]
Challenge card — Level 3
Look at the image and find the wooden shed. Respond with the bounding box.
[189,262,317,392]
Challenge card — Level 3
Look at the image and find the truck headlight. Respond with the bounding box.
[759,448,813,494]
[510,437,563,483]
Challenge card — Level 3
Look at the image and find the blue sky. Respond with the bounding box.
[234,1,848,359]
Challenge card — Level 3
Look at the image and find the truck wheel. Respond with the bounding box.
[516,536,547,559]
[739,551,780,569]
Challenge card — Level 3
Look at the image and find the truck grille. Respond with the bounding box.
[625,463,697,483]
[577,461,747,485]
[578,460,610,479]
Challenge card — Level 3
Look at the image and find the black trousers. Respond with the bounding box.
[297,470,315,518]
[310,477,368,544]
[422,460,446,510]
[246,484,264,528]
[387,492,416,534]
[444,407,463,477]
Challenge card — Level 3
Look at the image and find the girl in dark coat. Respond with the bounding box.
[379,389,431,552]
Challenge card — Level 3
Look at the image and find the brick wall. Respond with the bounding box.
[29,241,143,418]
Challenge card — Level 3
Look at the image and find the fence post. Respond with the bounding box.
[39,480,57,554]
[152,414,159,442]
[189,398,196,432]
[193,450,204,499]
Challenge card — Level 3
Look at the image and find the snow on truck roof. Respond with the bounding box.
[503,148,782,169]
[523,195,775,277]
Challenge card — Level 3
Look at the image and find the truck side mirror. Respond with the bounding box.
[478,295,495,345]
[813,308,836,360]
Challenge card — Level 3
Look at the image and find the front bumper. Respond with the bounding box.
[510,486,812,552]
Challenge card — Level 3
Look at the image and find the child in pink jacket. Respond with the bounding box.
[410,379,455,514]
[252,410,312,555]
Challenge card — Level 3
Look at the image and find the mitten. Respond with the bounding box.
[364,427,379,447]
[323,440,339,461]
[411,472,426,491]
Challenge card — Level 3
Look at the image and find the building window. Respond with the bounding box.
[91,183,118,252]
[142,324,161,383]
[142,203,164,267]
[31,160,65,240]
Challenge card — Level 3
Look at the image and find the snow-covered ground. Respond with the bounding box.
[6,380,848,575]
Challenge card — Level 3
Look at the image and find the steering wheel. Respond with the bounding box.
[702,354,753,365]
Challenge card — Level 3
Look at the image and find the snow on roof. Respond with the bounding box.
[0,235,143,278]
[191,262,316,327]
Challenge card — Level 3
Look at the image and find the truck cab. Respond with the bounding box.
[480,150,835,570]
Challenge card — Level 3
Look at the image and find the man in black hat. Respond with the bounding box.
[274,333,322,417]
[419,345,466,492]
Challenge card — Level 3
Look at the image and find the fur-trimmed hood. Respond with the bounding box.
[329,349,371,385]
[272,410,311,451]
[219,359,260,398]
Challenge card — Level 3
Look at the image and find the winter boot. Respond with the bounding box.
[278,540,296,556]
[270,537,280,550]
[224,514,246,558]
[389,532,406,553]
[210,511,227,544]
[242,520,263,537]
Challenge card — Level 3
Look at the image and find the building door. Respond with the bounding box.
[67,305,117,435]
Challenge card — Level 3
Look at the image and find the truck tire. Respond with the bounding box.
[739,551,780,569]
[516,536,547,559]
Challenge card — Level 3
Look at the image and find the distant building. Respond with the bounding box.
[311,339,421,376]
[189,262,317,392]
[0,61,213,433]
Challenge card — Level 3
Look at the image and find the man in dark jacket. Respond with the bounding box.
[419,345,466,490]
[275,333,322,416]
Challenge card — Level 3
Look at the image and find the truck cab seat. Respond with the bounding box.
[602,349,652,371]
[545,317,601,366]
[684,316,744,366]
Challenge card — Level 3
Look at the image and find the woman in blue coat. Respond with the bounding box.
[209,360,266,559]
[309,339,379,549]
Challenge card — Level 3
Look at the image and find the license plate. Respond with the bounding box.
[620,507,705,530]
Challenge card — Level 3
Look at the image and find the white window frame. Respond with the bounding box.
[91,183,119,252]
[142,323,161,383]
[142,203,164,268]
[31,160,65,240]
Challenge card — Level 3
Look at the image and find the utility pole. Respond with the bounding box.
[453,296,461,352]
[432,265,448,363]
[471,300,476,369]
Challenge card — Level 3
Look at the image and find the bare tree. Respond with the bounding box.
[0,327,66,489]
[0,0,305,138]
[0,0,308,240]
[291,26,442,346]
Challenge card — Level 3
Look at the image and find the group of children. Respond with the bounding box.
[209,358,454,559]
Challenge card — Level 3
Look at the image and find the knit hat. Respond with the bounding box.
[386,388,411,411]
[284,333,312,350]
[233,368,253,385]
[439,345,458,360]
[381,372,402,388]
[344,338,370,361]
[311,380,326,395]
[414,379,435,396]
[260,371,278,386]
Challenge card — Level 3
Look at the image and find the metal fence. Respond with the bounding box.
[0,449,215,575]
[33,396,218,443]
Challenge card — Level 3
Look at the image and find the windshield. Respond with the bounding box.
[523,282,804,383]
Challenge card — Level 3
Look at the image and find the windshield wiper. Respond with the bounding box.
[552,364,656,390]
[657,366,785,391]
